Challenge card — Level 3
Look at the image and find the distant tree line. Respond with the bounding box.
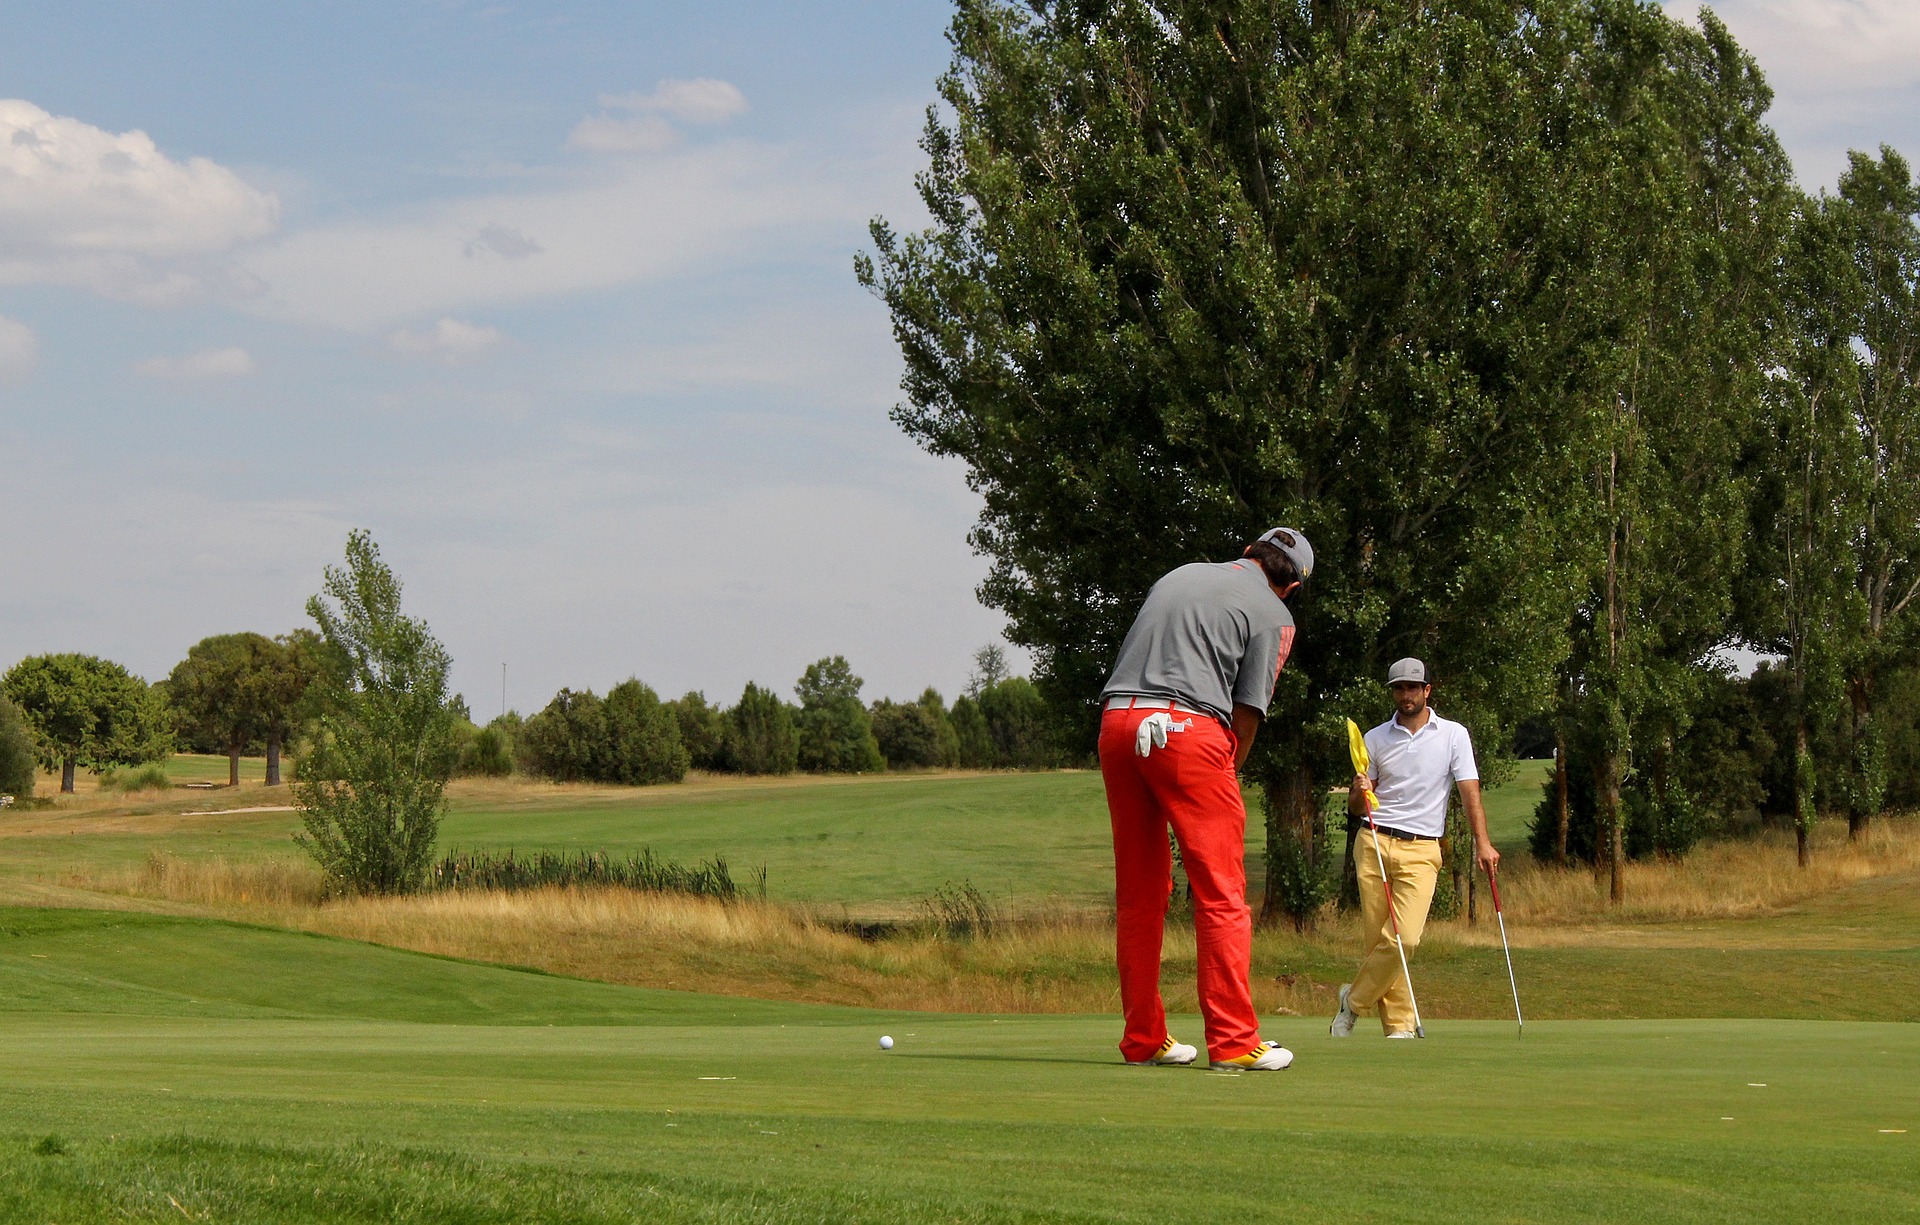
[494,644,1061,786]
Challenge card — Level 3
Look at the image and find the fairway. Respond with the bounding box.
[2,908,1914,1224]
[7,756,1552,912]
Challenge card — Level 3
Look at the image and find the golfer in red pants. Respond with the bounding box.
[1099,527,1312,1071]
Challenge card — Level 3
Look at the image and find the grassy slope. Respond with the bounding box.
[1,907,1914,1223]
[4,756,1553,911]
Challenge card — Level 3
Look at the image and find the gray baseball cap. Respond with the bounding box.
[1256,527,1313,579]
[1387,657,1429,685]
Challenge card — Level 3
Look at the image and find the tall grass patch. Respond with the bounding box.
[428,848,755,901]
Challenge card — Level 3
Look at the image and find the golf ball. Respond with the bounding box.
[879,1035,894,1050]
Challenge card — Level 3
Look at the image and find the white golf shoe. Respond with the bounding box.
[1209,1041,1294,1071]
[1330,984,1356,1037]
[1127,1035,1198,1066]
[1385,1030,1419,1039]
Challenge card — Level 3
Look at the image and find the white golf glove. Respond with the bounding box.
[1134,712,1192,758]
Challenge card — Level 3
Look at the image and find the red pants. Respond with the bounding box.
[1099,708,1260,1063]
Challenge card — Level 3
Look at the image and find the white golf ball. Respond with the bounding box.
[879,1035,894,1050]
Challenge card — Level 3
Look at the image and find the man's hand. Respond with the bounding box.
[1476,838,1501,877]
[1347,772,1374,815]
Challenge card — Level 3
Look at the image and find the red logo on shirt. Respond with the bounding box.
[1274,626,1295,680]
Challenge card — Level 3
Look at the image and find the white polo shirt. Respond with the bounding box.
[1363,711,1478,838]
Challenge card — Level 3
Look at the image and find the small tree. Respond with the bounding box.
[795,656,885,773]
[293,530,459,895]
[950,694,994,768]
[0,692,36,799]
[520,689,610,781]
[1,653,171,792]
[872,698,941,768]
[977,676,1052,768]
[726,682,798,775]
[667,691,729,771]
[167,633,272,786]
[604,679,689,785]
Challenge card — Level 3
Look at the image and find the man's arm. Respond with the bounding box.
[1230,704,1262,769]
[1456,780,1500,875]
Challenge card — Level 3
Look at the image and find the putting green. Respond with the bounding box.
[1,909,1912,1222]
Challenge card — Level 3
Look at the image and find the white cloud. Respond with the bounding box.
[241,142,855,329]
[567,79,748,156]
[566,114,679,154]
[462,223,543,260]
[387,318,506,364]
[598,79,749,125]
[1709,1,1920,89]
[135,347,255,380]
[0,99,279,302]
[1665,1,1920,185]
[0,315,37,382]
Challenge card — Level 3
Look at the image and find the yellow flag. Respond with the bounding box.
[1346,718,1377,813]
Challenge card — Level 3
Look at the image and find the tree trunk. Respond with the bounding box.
[1795,723,1814,869]
[1339,814,1360,910]
[1258,762,1321,931]
[1596,750,1624,904]
[228,744,241,788]
[266,732,282,787]
[1554,738,1570,867]
[61,756,76,794]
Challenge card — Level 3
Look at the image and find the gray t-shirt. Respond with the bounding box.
[1101,560,1297,724]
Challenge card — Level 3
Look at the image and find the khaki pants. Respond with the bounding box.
[1349,828,1442,1034]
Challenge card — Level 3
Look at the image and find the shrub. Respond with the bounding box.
[794,656,884,773]
[98,762,173,792]
[667,691,729,771]
[726,682,798,775]
[519,689,609,781]
[603,679,689,785]
[871,688,962,769]
[871,699,940,768]
[458,716,516,778]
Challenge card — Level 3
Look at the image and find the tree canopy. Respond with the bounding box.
[1,653,170,793]
[863,0,1801,913]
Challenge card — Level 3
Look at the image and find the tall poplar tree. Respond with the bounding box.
[1751,148,1920,858]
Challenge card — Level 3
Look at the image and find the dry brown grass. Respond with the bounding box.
[61,816,1920,1015]
[80,854,1346,1014]
[98,852,330,908]
[1433,816,1920,940]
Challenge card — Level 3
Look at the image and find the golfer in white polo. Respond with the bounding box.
[1332,658,1498,1038]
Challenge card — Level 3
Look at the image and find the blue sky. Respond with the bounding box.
[2,1,1917,715]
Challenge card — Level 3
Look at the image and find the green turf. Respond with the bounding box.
[4,759,1549,913]
[0,907,1913,1223]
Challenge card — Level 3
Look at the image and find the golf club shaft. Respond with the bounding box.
[1365,807,1424,1037]
[1488,869,1523,1036]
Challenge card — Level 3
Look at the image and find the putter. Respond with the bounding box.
[1347,719,1425,1039]
[1487,866,1523,1037]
